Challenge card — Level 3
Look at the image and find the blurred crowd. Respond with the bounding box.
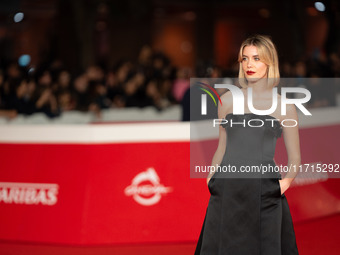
[0,45,339,120]
[0,45,184,119]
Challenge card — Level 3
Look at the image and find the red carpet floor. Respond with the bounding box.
[0,213,339,255]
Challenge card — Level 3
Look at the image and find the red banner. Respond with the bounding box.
[0,122,339,244]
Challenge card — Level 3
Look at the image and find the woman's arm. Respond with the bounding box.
[206,91,232,185]
[207,125,227,184]
[279,104,301,194]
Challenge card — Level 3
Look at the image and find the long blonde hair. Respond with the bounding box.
[238,34,280,88]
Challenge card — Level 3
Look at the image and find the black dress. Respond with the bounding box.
[195,113,299,255]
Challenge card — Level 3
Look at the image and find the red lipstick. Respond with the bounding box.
[246,71,255,75]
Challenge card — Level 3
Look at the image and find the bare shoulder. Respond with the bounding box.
[286,104,298,116]
[276,93,282,106]
[280,104,298,123]
[218,90,233,118]
[220,90,233,108]
[220,90,233,100]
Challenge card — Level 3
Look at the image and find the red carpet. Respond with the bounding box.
[294,213,340,255]
[0,213,339,255]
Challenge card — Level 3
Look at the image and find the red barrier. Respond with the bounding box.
[0,121,339,245]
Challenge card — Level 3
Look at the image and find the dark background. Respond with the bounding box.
[0,0,339,120]
[1,0,339,72]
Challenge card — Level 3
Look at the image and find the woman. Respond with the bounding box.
[195,35,300,254]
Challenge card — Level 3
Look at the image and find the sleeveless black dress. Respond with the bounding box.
[194,113,299,255]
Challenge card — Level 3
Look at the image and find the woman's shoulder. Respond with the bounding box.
[220,90,233,99]
[218,90,233,117]
[220,90,234,107]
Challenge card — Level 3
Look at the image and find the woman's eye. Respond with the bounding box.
[242,57,247,61]
[254,57,260,61]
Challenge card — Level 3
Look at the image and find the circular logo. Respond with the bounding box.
[124,168,172,206]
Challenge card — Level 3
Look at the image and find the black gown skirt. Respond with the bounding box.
[194,113,299,255]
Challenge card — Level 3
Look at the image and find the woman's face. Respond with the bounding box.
[241,45,268,83]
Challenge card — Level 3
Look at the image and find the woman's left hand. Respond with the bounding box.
[279,179,291,195]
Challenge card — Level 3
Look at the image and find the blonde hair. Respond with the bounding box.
[238,34,280,88]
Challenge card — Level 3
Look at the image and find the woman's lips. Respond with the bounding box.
[246,71,255,75]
